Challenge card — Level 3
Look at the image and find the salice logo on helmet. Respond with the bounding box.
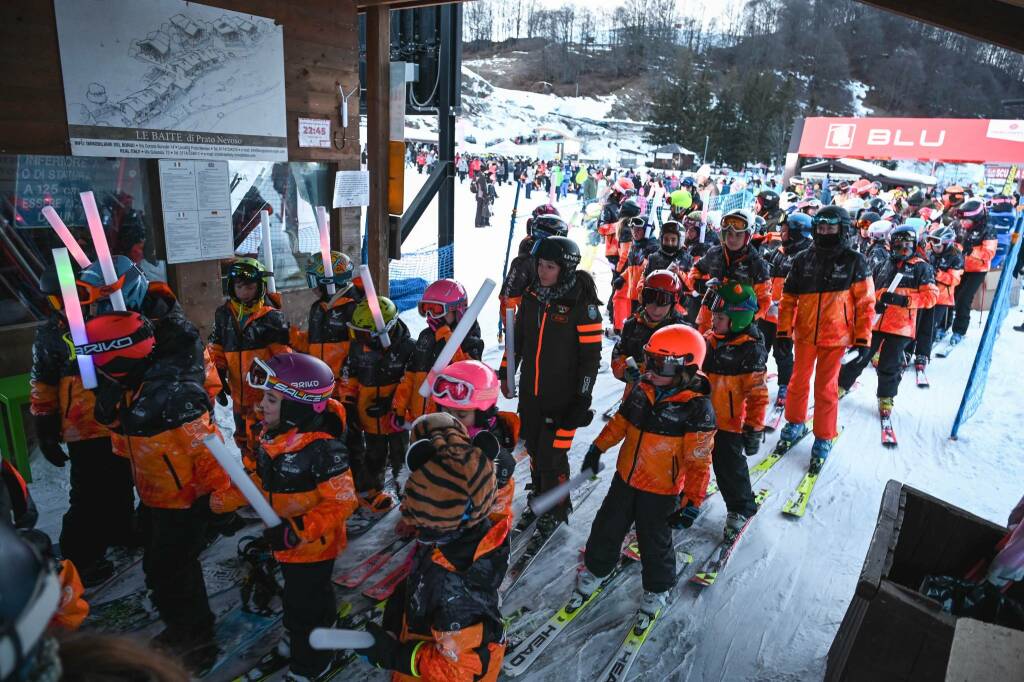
[826,124,856,150]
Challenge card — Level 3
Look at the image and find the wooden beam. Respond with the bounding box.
[857,0,1024,54]
[365,4,390,295]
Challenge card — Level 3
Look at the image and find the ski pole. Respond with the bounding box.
[260,210,277,294]
[418,278,496,398]
[204,433,282,528]
[530,463,605,517]
[42,207,90,268]
[309,628,375,650]
[357,264,391,349]
[52,248,97,389]
[80,191,126,312]
[314,206,336,296]
[498,181,523,340]
[504,308,517,397]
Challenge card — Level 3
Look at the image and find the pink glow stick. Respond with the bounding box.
[52,248,97,388]
[79,191,125,311]
[315,206,336,296]
[41,207,90,268]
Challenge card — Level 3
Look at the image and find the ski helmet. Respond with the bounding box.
[783,212,813,242]
[77,255,148,313]
[867,197,887,214]
[906,190,926,208]
[531,214,569,239]
[720,208,754,246]
[991,194,1014,211]
[942,185,966,208]
[419,279,468,330]
[850,179,872,197]
[628,216,652,240]
[753,215,767,237]
[349,296,399,344]
[619,198,642,220]
[0,522,63,682]
[867,219,894,241]
[811,205,851,251]
[956,198,986,224]
[430,360,499,412]
[756,190,780,213]
[926,224,956,250]
[659,220,682,253]
[710,281,758,333]
[670,189,693,210]
[683,211,703,239]
[247,352,335,423]
[531,204,559,220]
[681,177,695,189]
[796,198,822,215]
[643,324,706,378]
[641,269,681,307]
[39,261,80,313]
[306,250,354,294]
[82,311,156,379]
[889,223,918,260]
[533,236,581,282]
[223,257,271,303]
[856,211,882,235]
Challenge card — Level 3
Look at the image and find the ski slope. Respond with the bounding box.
[27,170,1024,681]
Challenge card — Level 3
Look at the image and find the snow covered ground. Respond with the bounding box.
[28,168,1024,681]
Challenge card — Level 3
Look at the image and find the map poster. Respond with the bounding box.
[54,0,287,161]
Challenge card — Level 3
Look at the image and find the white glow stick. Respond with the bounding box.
[203,434,281,528]
[41,207,90,268]
[504,308,516,397]
[418,278,496,398]
[885,272,904,295]
[315,206,336,296]
[79,191,125,311]
[260,210,277,294]
[699,191,710,243]
[309,628,375,651]
[357,265,391,348]
[530,463,605,517]
[52,248,97,389]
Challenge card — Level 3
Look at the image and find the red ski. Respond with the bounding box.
[362,544,416,600]
[333,537,411,589]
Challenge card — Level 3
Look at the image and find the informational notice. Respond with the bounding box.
[333,170,370,208]
[298,118,331,148]
[158,159,233,264]
[53,0,287,161]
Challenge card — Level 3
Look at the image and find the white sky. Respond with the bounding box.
[537,0,744,31]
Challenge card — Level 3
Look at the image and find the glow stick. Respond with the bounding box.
[260,210,277,294]
[699,191,711,244]
[530,463,605,517]
[203,433,281,528]
[309,628,375,651]
[315,206,336,296]
[52,248,97,389]
[504,308,516,397]
[418,278,496,398]
[41,207,90,268]
[357,265,391,348]
[885,272,904,295]
[79,191,125,311]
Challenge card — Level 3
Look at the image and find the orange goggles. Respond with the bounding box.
[75,274,126,306]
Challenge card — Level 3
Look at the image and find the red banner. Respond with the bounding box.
[797,117,1024,163]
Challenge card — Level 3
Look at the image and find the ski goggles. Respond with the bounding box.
[417,299,463,320]
[682,217,701,231]
[641,287,676,307]
[644,350,693,377]
[246,357,332,403]
[720,216,750,233]
[347,318,397,343]
[813,215,843,227]
[75,273,127,306]
[227,262,267,283]
[72,323,154,358]
[627,217,648,230]
[305,268,353,290]
[431,374,476,406]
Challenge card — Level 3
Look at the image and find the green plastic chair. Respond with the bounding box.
[0,373,32,482]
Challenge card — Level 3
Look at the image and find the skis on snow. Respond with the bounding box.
[333,537,412,589]
[915,366,930,388]
[781,430,844,518]
[705,417,813,498]
[764,397,786,432]
[880,414,898,448]
[691,488,771,587]
[934,336,962,358]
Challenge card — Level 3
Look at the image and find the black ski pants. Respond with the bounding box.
[584,473,677,593]
[773,337,795,387]
[952,271,986,335]
[757,319,777,357]
[143,505,213,631]
[711,431,757,517]
[281,559,337,677]
[934,304,954,335]
[912,306,936,358]
[838,331,912,399]
[358,432,408,494]
[59,437,135,570]
[519,397,574,522]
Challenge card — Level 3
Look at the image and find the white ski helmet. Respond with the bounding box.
[867,219,894,241]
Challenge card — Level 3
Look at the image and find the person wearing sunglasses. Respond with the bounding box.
[947,198,997,349]
[498,208,565,339]
[338,296,416,513]
[85,311,233,672]
[838,223,937,422]
[688,208,772,334]
[777,205,875,465]
[213,352,357,682]
[394,279,484,426]
[612,270,688,397]
[208,257,291,461]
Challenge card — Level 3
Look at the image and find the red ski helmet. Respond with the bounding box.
[82,311,156,379]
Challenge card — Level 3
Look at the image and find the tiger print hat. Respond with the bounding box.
[401,413,496,533]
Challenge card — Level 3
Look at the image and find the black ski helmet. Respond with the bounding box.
[756,190,780,213]
[811,205,851,251]
[531,214,569,239]
[619,198,642,220]
[533,236,581,282]
[659,220,682,253]
[906,190,926,208]
[867,197,887,214]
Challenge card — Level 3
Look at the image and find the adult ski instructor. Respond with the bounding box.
[500,236,602,529]
[776,206,875,463]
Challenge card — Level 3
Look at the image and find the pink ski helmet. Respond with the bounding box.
[247,352,335,421]
[430,360,499,412]
[418,279,468,330]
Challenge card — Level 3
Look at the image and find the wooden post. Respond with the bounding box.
[365,5,390,295]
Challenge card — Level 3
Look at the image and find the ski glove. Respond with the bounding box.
[365,398,393,418]
[356,622,419,676]
[581,445,602,475]
[560,398,594,431]
[741,426,763,457]
[666,498,701,530]
[262,522,300,552]
[612,276,626,290]
[34,414,68,467]
[623,363,642,385]
[879,292,910,307]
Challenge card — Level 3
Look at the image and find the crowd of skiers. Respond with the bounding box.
[1,157,1020,682]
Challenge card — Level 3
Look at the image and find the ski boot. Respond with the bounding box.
[914,355,928,372]
[948,332,964,347]
[361,488,397,513]
[569,565,602,609]
[870,350,880,368]
[284,659,337,682]
[775,384,788,404]
[934,328,948,342]
[779,421,809,443]
[636,590,670,631]
[535,512,563,539]
[724,511,748,542]
[809,438,833,474]
[878,397,894,419]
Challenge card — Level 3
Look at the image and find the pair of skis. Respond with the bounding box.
[691,488,771,586]
[333,537,416,600]
[781,429,844,517]
[705,417,814,498]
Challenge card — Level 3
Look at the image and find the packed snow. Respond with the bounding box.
[30,168,1024,681]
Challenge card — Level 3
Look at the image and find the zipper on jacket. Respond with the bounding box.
[162,454,183,490]
[64,383,73,418]
[626,429,646,485]
[534,307,548,394]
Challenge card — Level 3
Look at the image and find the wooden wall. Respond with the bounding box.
[0,0,364,356]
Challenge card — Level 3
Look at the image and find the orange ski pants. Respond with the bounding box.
[784,342,843,440]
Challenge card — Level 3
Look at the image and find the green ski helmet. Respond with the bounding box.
[710,281,758,332]
[224,257,271,302]
[349,296,398,343]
